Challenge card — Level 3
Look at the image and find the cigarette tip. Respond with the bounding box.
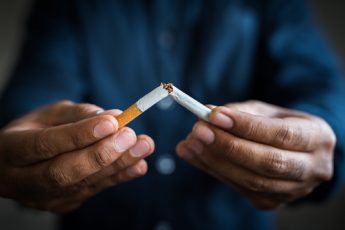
[161,82,173,93]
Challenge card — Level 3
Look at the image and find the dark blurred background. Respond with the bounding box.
[0,0,345,229]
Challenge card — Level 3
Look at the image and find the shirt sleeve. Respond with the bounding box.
[256,0,345,201]
[0,0,86,126]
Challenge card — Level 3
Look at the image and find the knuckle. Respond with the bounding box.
[98,174,124,189]
[76,103,101,116]
[47,100,74,112]
[56,100,74,107]
[245,121,258,137]
[316,162,334,182]
[66,182,90,197]
[262,152,287,175]
[275,124,296,146]
[75,178,90,189]
[320,122,337,150]
[110,172,128,185]
[327,124,337,141]
[244,100,262,112]
[223,138,237,155]
[70,130,88,148]
[34,130,54,158]
[222,139,250,165]
[261,152,305,179]
[77,185,92,198]
[289,160,306,179]
[48,166,72,187]
[49,100,74,114]
[111,156,128,171]
[91,143,114,169]
[326,131,337,149]
[245,100,260,106]
[107,174,122,187]
[244,178,271,193]
[41,100,74,124]
[322,169,334,181]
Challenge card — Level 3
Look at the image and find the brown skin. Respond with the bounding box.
[0,100,336,213]
[0,101,155,213]
[177,100,336,210]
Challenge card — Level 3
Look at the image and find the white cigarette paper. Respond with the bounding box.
[169,85,212,121]
[136,85,169,112]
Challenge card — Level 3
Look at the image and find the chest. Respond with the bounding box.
[79,1,262,111]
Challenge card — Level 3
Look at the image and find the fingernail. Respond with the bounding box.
[129,140,150,157]
[213,111,233,128]
[114,129,136,152]
[187,139,204,155]
[194,125,215,144]
[93,120,115,138]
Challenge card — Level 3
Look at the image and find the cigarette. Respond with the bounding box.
[116,84,169,127]
[168,84,212,121]
[116,83,211,127]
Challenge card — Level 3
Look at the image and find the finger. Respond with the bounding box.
[224,100,312,119]
[54,159,149,213]
[206,104,217,109]
[178,139,308,197]
[47,159,148,213]
[3,101,108,132]
[177,139,242,187]
[176,140,211,172]
[89,159,148,194]
[38,100,105,126]
[84,135,154,184]
[99,109,123,117]
[61,159,149,206]
[177,140,312,209]
[5,114,119,165]
[42,127,137,187]
[209,106,318,151]
[15,155,148,214]
[224,101,282,116]
[190,121,310,181]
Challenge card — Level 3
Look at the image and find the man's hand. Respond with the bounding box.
[177,100,336,210]
[0,101,154,213]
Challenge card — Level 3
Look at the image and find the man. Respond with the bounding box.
[1,0,345,229]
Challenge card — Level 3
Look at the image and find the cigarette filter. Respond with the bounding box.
[116,84,169,127]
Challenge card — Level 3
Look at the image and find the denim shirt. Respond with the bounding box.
[1,0,345,229]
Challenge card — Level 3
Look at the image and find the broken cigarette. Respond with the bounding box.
[116,83,211,127]
[169,85,212,121]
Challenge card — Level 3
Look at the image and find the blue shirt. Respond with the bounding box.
[1,0,345,229]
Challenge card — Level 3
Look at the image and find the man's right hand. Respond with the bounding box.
[0,100,154,213]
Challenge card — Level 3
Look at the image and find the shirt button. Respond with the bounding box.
[158,30,175,49]
[154,221,172,230]
[157,96,174,110]
[156,155,176,175]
